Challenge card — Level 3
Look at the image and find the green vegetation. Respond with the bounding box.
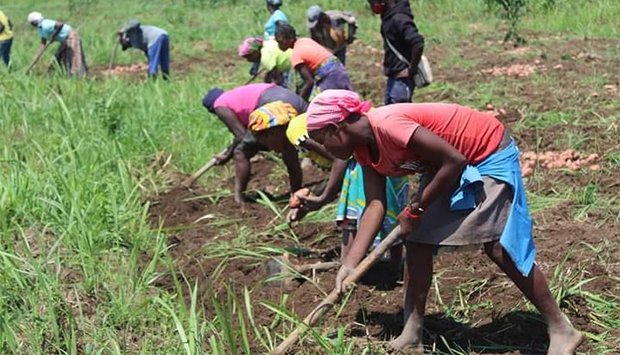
[0,0,618,353]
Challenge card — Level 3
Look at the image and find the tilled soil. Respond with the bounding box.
[146,158,618,354]
[144,35,619,354]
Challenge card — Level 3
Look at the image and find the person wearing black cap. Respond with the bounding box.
[202,83,307,203]
[367,0,424,104]
[117,20,170,79]
[306,5,357,66]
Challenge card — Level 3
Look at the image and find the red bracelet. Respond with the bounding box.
[404,207,422,220]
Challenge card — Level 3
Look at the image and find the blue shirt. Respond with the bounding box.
[38,19,71,42]
[264,9,288,39]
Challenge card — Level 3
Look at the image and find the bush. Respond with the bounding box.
[485,0,528,44]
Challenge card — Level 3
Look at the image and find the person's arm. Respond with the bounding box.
[32,40,48,62]
[264,68,283,85]
[281,144,303,195]
[296,64,314,101]
[212,107,247,164]
[53,21,64,32]
[397,14,425,73]
[407,127,467,209]
[397,127,467,235]
[286,140,342,223]
[298,157,346,211]
[214,107,246,139]
[344,166,387,267]
[347,22,357,44]
[309,28,320,44]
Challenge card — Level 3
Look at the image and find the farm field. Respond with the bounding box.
[0,0,619,354]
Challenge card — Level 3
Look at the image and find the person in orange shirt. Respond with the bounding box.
[304,89,583,354]
[275,22,352,101]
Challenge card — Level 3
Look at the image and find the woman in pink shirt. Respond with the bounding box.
[202,84,307,203]
[275,22,352,101]
[303,90,582,354]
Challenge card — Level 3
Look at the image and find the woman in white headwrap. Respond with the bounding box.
[27,11,87,77]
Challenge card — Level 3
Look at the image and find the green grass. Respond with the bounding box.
[0,0,619,353]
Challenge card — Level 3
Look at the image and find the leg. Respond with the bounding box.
[233,148,251,203]
[390,242,434,351]
[147,36,162,78]
[387,77,413,104]
[389,243,403,274]
[160,35,170,80]
[335,47,346,66]
[279,142,302,194]
[340,219,357,260]
[484,241,583,355]
[232,132,262,203]
[0,39,11,67]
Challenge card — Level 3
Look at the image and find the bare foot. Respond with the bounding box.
[547,323,583,355]
[389,317,423,353]
[389,335,423,353]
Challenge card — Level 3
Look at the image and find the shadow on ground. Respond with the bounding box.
[354,310,548,354]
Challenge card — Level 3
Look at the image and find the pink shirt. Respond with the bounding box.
[213,83,276,126]
[354,103,505,177]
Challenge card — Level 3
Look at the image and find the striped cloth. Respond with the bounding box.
[337,159,409,243]
[54,29,87,77]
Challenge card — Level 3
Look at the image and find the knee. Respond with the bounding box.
[484,241,504,263]
[233,148,246,161]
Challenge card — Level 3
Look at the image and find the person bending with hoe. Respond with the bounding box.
[238,36,292,87]
[306,5,357,66]
[275,23,352,101]
[27,12,87,77]
[286,113,408,280]
[202,83,307,203]
[303,89,583,354]
[118,20,170,79]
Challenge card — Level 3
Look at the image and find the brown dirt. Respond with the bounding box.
[142,34,620,354]
[145,156,619,354]
[91,49,239,80]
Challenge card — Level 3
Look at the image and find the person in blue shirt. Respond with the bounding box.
[27,11,87,77]
[117,20,170,80]
[264,0,288,40]
[253,0,289,79]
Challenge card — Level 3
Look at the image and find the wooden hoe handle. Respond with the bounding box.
[181,148,228,188]
[271,226,402,355]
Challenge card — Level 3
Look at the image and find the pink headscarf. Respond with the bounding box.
[238,37,263,57]
[306,90,372,131]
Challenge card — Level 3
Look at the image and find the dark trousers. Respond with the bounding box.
[384,76,415,105]
[0,38,12,67]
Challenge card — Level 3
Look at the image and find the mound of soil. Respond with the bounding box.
[103,64,148,75]
[520,150,600,176]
